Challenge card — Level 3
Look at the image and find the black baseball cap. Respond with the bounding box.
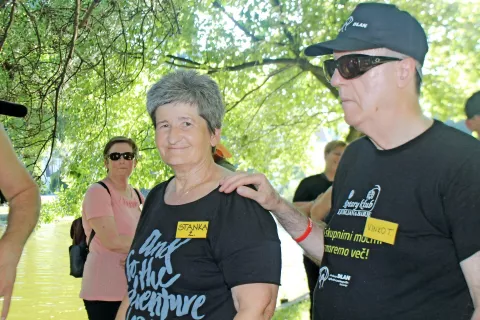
[465,91,480,119]
[0,100,28,118]
[304,3,429,66]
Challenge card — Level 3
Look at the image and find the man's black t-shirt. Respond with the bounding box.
[125,180,282,320]
[315,121,480,320]
[293,173,332,203]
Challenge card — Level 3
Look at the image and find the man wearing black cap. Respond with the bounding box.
[219,3,480,320]
[465,91,480,138]
[0,101,40,319]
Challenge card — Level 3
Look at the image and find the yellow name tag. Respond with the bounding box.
[176,221,209,239]
[363,217,398,245]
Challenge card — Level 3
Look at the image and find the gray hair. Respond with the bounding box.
[146,70,225,133]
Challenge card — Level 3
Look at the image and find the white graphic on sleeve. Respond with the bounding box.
[337,185,381,217]
[125,229,206,320]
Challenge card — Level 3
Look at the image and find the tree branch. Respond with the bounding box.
[212,0,263,42]
[166,54,201,66]
[0,0,11,9]
[18,0,42,59]
[168,0,180,34]
[243,70,304,133]
[226,66,291,113]
[271,0,298,54]
[0,0,16,52]
[208,58,300,73]
[40,0,81,178]
[297,58,338,98]
[79,0,102,29]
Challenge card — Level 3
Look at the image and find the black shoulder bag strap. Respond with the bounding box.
[133,188,142,204]
[87,181,111,248]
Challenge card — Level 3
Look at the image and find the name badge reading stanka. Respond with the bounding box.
[176,221,209,239]
[363,217,398,245]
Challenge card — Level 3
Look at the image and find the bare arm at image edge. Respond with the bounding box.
[232,283,278,320]
[0,124,41,319]
[219,172,325,264]
[115,295,129,320]
[460,251,480,320]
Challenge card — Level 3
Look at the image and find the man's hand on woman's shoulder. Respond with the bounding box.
[219,172,285,213]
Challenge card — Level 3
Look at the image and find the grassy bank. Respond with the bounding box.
[273,300,310,320]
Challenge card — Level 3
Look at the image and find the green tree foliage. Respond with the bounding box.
[160,0,479,187]
[0,0,478,221]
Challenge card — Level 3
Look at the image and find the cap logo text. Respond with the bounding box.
[352,22,368,28]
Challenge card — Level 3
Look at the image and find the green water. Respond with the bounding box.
[1,221,86,320]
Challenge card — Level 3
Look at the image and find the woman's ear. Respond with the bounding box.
[210,128,222,147]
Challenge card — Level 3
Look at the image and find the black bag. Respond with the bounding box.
[68,181,142,278]
[68,181,110,278]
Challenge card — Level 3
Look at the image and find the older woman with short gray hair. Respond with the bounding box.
[115,70,281,320]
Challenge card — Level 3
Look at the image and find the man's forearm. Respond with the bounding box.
[2,184,40,250]
[293,201,314,217]
[273,199,325,264]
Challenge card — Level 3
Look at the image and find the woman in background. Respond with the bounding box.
[81,136,144,320]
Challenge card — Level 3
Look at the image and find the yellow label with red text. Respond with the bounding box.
[363,217,398,245]
[176,221,209,238]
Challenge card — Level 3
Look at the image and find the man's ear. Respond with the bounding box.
[397,57,416,90]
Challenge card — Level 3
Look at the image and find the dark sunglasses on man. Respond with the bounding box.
[323,54,402,82]
[107,152,135,161]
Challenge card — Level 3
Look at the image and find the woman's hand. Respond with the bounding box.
[88,217,133,254]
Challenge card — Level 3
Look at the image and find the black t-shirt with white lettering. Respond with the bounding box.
[315,120,480,320]
[125,180,282,320]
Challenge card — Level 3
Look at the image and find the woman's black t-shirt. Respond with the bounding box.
[125,180,282,320]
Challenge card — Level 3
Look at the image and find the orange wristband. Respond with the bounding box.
[294,218,313,243]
